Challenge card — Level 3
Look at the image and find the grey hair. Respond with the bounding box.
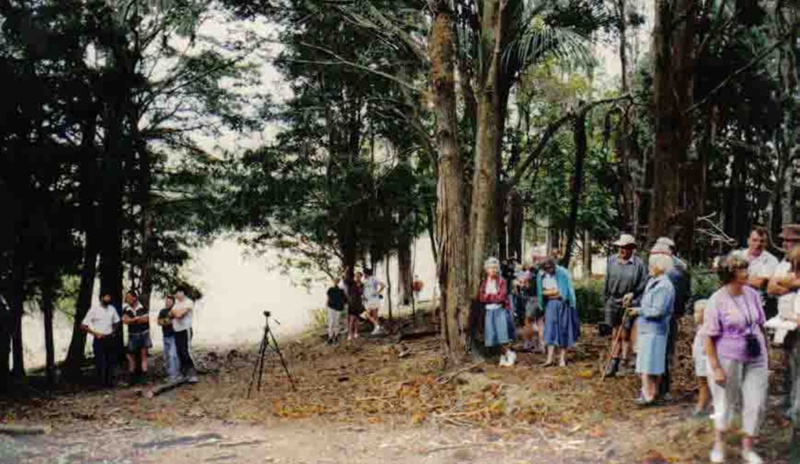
[484,257,500,270]
[648,253,674,274]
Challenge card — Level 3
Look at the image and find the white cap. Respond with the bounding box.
[613,234,636,247]
[650,243,673,255]
[656,237,676,248]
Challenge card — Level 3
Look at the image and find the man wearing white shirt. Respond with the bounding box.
[768,224,800,422]
[81,293,120,387]
[169,288,198,383]
[739,227,780,301]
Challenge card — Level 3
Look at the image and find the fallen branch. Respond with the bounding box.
[0,424,50,436]
[424,442,499,455]
[436,361,484,385]
[145,379,190,398]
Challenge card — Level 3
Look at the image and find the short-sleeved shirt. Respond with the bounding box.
[363,277,382,304]
[542,274,558,292]
[123,303,149,334]
[327,286,347,311]
[158,308,175,337]
[702,286,767,367]
[171,298,194,333]
[82,304,120,336]
[736,249,779,279]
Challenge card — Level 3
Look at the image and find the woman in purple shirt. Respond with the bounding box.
[703,254,769,464]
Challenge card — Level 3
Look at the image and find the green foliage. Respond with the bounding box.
[574,278,605,323]
[691,265,720,301]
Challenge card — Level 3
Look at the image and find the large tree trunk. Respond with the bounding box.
[0,292,11,392]
[468,0,505,292]
[562,109,587,267]
[507,190,524,262]
[648,0,695,245]
[65,112,99,378]
[430,0,468,362]
[615,0,636,232]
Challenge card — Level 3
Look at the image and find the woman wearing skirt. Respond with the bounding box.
[536,258,579,367]
[479,257,517,367]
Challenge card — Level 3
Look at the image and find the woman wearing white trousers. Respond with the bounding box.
[703,254,769,464]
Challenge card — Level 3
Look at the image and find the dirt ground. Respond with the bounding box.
[0,313,794,463]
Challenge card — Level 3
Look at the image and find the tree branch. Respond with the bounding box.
[507,95,632,189]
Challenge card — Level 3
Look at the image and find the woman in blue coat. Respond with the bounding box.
[537,258,580,367]
[631,250,676,406]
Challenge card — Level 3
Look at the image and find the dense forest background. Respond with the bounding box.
[1,0,798,386]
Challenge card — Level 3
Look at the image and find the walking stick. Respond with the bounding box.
[601,300,632,381]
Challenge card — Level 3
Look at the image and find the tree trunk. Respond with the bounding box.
[562,109,587,267]
[385,258,393,321]
[0,293,10,392]
[65,111,99,378]
[583,230,592,278]
[10,248,27,378]
[430,0,468,362]
[468,0,505,292]
[648,0,695,246]
[41,270,56,387]
[507,189,524,262]
[398,240,413,306]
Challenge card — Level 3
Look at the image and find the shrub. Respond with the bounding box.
[574,278,605,323]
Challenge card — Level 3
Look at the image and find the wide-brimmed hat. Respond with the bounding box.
[613,234,637,248]
[780,224,800,241]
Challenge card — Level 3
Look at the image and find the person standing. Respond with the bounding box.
[704,254,769,464]
[738,227,779,317]
[768,224,800,422]
[122,290,151,383]
[537,258,579,367]
[603,234,649,377]
[170,288,198,383]
[81,293,121,387]
[326,278,348,344]
[362,269,385,335]
[630,251,675,405]
[158,296,180,383]
[347,271,365,340]
[652,238,692,401]
[479,257,516,367]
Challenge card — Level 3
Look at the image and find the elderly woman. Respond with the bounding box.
[479,257,516,367]
[703,255,768,464]
[536,258,579,367]
[629,251,675,406]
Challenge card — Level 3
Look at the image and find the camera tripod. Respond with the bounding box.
[246,311,296,398]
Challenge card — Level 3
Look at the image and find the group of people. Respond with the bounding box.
[80,288,199,386]
[473,225,800,464]
[325,268,386,343]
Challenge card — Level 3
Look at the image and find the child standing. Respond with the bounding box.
[693,299,710,416]
[326,278,348,344]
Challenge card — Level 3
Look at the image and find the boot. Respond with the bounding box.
[604,358,620,377]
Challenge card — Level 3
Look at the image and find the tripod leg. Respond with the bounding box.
[257,327,270,392]
[268,328,297,391]
[247,325,269,398]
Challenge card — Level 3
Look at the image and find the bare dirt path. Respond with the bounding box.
[3,418,622,464]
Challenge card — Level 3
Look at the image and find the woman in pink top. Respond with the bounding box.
[703,255,769,464]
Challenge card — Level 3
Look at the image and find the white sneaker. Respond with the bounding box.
[742,450,763,464]
[371,326,380,335]
[506,350,516,366]
[498,353,509,367]
[710,445,724,464]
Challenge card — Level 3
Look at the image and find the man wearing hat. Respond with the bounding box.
[603,233,649,377]
[651,239,691,400]
[768,224,800,421]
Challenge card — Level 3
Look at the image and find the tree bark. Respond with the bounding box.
[507,189,524,262]
[468,0,505,292]
[583,229,592,277]
[385,258,393,321]
[429,0,468,362]
[648,0,695,245]
[41,269,56,387]
[0,293,10,392]
[10,247,27,378]
[397,240,413,306]
[562,108,587,267]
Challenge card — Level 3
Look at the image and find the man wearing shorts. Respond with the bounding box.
[122,290,151,383]
[603,234,648,377]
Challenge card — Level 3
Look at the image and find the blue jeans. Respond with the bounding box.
[162,335,180,381]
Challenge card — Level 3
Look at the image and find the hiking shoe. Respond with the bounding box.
[710,445,725,464]
[742,450,763,464]
[506,350,516,367]
[604,359,620,377]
